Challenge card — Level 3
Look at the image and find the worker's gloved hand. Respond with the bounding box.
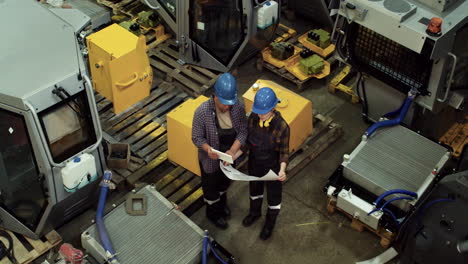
[207,148,219,160]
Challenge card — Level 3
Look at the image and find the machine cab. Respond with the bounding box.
[0,1,104,239]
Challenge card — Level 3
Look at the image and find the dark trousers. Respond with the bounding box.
[248,159,282,208]
[200,166,231,203]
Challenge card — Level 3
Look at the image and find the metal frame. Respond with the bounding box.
[144,0,280,72]
[332,0,468,113]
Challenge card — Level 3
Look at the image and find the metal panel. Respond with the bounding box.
[342,126,449,208]
[0,1,80,106]
[83,186,204,264]
[336,189,382,229]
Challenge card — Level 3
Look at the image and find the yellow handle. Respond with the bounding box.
[115,72,138,89]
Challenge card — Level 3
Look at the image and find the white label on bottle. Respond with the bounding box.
[197,22,205,31]
[8,127,13,134]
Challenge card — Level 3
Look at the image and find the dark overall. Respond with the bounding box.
[247,117,282,229]
[200,111,236,221]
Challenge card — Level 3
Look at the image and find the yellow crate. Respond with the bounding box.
[87,24,152,114]
[167,96,209,176]
[243,80,313,153]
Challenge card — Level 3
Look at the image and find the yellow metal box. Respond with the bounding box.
[86,24,152,114]
[243,80,313,153]
[167,96,210,176]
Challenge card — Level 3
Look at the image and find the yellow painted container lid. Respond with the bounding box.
[86,24,138,58]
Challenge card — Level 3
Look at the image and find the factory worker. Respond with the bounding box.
[192,73,248,229]
[241,87,290,240]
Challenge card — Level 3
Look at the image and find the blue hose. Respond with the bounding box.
[374,189,418,207]
[202,231,208,264]
[368,196,414,216]
[383,101,404,119]
[96,170,118,263]
[383,208,400,227]
[365,96,413,137]
[202,231,228,264]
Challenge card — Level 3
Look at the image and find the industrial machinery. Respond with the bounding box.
[243,80,313,153]
[81,185,205,264]
[332,0,468,121]
[0,1,105,238]
[142,0,281,72]
[397,170,468,264]
[86,24,153,115]
[167,96,209,176]
[326,124,450,235]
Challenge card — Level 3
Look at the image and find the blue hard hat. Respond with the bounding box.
[252,87,278,115]
[214,73,237,105]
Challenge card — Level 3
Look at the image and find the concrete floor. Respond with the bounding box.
[189,56,390,264]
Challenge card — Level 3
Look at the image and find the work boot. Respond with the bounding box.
[260,209,279,240]
[206,202,229,230]
[219,192,231,218]
[242,198,262,227]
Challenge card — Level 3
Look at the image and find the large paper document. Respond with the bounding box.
[220,162,279,181]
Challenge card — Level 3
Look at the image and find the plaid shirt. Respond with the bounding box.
[192,97,248,173]
[244,110,290,164]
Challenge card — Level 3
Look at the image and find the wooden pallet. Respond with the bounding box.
[326,198,395,249]
[439,119,468,158]
[0,230,62,264]
[148,40,220,97]
[287,114,343,179]
[257,37,336,91]
[97,0,147,17]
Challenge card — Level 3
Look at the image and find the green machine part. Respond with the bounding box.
[119,21,141,36]
[299,54,325,75]
[307,29,330,49]
[137,11,161,28]
[271,42,295,61]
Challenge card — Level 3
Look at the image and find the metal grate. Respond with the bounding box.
[347,24,433,95]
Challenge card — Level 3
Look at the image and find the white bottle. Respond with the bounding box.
[257,1,279,29]
[61,153,98,192]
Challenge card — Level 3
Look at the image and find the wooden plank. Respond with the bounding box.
[132,126,166,151]
[179,188,204,211]
[159,171,194,197]
[150,58,203,94]
[123,122,160,145]
[137,134,167,157]
[152,49,210,85]
[97,99,112,113]
[128,160,144,172]
[115,95,184,140]
[143,143,168,162]
[127,151,168,186]
[102,87,167,130]
[131,156,145,165]
[155,166,186,190]
[168,177,202,204]
[158,44,179,59]
[100,108,115,123]
[288,124,343,177]
[114,95,185,141]
[108,91,177,136]
[9,232,32,264]
[189,64,219,79]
